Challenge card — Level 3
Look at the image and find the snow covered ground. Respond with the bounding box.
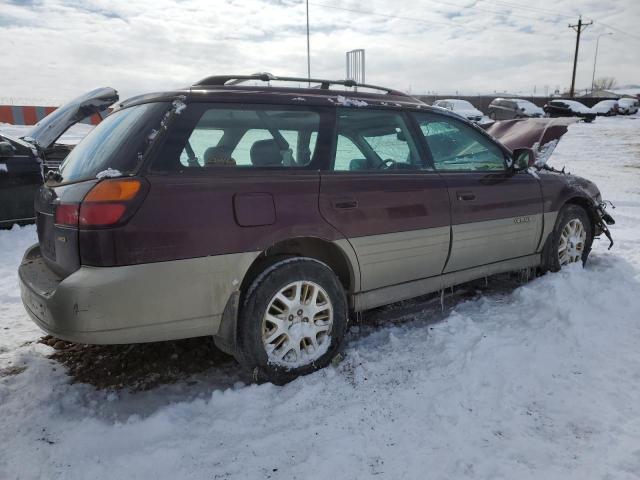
[1,115,640,479]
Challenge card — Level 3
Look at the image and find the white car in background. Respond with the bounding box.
[592,100,619,116]
[433,99,486,123]
[617,98,639,115]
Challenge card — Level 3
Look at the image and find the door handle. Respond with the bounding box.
[333,199,358,209]
[456,191,476,202]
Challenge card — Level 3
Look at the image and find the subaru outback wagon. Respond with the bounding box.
[19,74,614,383]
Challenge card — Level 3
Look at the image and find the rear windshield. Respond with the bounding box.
[58,102,169,183]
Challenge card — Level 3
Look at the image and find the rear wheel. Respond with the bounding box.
[542,205,593,272]
[236,257,348,384]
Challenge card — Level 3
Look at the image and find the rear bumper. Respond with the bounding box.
[19,244,259,344]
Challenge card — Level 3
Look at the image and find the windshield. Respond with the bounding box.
[451,100,474,110]
[58,102,169,183]
[515,100,540,112]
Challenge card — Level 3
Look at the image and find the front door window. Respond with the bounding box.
[413,113,506,171]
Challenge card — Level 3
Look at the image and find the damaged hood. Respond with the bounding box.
[483,117,577,164]
[24,87,118,150]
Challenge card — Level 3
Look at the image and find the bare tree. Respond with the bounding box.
[593,77,617,91]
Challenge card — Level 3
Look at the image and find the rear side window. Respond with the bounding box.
[332,109,426,172]
[58,102,169,183]
[154,105,323,170]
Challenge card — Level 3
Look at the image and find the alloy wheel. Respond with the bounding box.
[262,281,333,367]
[558,218,587,265]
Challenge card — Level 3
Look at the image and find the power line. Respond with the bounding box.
[476,0,575,19]
[422,0,572,23]
[307,1,639,51]
[444,0,640,43]
[594,20,640,41]
[308,1,561,37]
[308,2,474,30]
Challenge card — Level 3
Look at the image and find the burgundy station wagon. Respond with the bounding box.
[19,74,614,382]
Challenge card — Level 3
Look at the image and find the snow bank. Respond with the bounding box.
[1,115,640,479]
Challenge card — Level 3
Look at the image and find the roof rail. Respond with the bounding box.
[192,72,409,97]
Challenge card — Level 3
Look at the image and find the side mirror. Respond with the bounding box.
[511,147,536,171]
[0,141,15,158]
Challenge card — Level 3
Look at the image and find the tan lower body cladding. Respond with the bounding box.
[20,245,260,344]
[348,211,558,311]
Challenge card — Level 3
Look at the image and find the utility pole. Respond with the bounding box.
[306,0,311,85]
[568,16,592,98]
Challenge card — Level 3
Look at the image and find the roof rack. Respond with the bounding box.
[192,72,409,97]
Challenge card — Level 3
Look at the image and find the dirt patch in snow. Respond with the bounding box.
[0,365,27,377]
[38,274,526,392]
[39,336,235,391]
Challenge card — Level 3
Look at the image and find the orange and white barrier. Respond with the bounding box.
[0,105,106,126]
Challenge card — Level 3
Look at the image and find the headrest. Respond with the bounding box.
[204,146,235,167]
[250,139,282,167]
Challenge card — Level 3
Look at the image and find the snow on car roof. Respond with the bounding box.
[445,99,475,108]
[557,100,592,113]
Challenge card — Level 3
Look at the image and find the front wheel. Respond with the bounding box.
[541,205,593,272]
[236,257,348,384]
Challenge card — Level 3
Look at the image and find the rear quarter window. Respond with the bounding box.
[152,103,329,171]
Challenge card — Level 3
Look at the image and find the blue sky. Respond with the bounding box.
[0,0,638,104]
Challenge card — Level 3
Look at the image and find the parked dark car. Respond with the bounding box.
[18,74,614,383]
[543,100,596,122]
[488,98,544,120]
[0,88,117,228]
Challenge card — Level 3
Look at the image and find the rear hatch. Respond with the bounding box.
[25,87,118,151]
[37,101,171,277]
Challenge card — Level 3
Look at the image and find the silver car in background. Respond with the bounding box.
[488,98,544,120]
[432,99,485,123]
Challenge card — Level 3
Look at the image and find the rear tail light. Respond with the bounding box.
[54,178,146,228]
[80,203,127,226]
[55,203,80,226]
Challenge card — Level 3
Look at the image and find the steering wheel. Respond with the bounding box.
[379,158,397,170]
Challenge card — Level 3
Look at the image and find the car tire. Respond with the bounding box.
[541,204,593,273]
[236,257,348,384]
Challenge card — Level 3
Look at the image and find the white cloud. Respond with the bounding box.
[0,0,638,104]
